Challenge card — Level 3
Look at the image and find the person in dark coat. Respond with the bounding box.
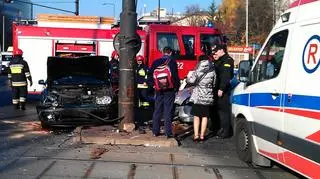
[110,50,120,92]
[187,55,216,142]
[148,47,180,138]
[8,49,33,110]
[211,44,234,138]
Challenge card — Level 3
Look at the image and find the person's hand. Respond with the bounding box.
[29,81,33,87]
[218,90,223,97]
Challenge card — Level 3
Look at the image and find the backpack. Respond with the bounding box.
[153,58,175,91]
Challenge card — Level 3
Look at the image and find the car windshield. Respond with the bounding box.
[53,76,107,85]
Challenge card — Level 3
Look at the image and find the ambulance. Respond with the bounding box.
[232,0,320,178]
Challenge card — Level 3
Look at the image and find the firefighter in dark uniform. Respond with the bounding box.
[135,55,150,108]
[135,55,151,134]
[110,50,120,92]
[211,44,234,138]
[8,49,33,110]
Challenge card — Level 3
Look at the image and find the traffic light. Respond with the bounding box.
[4,0,14,3]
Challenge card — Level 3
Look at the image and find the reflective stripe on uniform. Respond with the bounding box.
[137,84,148,89]
[19,97,26,102]
[12,81,27,86]
[10,64,23,74]
[224,64,231,67]
[8,74,12,78]
[25,72,31,77]
[12,99,19,104]
[138,69,146,76]
[138,100,150,107]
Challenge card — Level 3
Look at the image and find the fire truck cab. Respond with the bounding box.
[232,0,320,178]
[144,24,223,79]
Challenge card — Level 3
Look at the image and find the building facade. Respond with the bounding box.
[1,0,31,51]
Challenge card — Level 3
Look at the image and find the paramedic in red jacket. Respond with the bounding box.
[148,46,180,138]
[8,49,33,110]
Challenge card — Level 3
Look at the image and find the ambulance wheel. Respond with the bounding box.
[235,117,252,162]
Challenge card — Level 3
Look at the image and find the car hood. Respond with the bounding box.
[47,56,109,83]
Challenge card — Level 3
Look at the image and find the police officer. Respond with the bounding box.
[211,44,234,138]
[8,49,33,110]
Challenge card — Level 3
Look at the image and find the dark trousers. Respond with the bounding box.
[216,94,231,134]
[152,90,175,136]
[12,86,27,105]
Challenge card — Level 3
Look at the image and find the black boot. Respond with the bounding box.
[20,102,26,110]
[14,104,19,110]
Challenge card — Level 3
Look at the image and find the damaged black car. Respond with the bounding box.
[37,56,118,128]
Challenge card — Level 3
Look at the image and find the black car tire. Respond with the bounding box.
[235,117,252,163]
[40,121,51,130]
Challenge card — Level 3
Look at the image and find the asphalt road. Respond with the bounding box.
[0,75,303,179]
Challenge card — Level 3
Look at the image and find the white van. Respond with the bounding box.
[232,0,320,178]
[1,51,13,74]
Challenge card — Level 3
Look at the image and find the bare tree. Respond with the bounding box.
[184,4,206,26]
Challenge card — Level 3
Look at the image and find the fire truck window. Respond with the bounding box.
[250,30,288,84]
[157,33,180,54]
[200,34,221,47]
[182,35,195,56]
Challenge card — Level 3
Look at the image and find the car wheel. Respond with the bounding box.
[235,117,252,162]
[40,121,51,130]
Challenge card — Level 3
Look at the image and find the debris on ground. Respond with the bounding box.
[90,147,108,159]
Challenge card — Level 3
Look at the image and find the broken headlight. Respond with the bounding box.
[96,96,112,105]
[44,95,59,107]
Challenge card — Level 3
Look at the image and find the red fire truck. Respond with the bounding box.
[12,14,223,94]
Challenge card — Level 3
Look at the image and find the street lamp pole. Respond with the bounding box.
[246,0,249,47]
[158,0,160,22]
[75,0,79,15]
[102,3,115,17]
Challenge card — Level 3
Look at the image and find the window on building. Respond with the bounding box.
[250,30,288,84]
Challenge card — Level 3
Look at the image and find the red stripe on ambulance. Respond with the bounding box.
[259,150,320,179]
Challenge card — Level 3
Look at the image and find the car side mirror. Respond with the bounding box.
[38,80,46,85]
[238,60,251,83]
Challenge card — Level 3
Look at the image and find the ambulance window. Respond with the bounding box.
[182,35,195,56]
[250,30,288,84]
[157,33,180,54]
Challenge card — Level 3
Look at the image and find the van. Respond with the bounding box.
[1,51,13,74]
[232,0,320,178]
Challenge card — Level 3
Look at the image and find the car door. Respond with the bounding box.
[246,30,289,160]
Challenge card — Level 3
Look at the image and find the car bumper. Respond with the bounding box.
[37,105,118,126]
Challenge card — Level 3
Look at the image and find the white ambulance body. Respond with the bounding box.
[232,0,320,178]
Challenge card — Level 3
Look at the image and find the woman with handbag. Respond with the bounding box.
[187,54,216,142]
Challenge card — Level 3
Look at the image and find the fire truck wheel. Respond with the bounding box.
[235,117,252,163]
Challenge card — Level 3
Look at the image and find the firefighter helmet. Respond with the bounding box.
[136,55,144,62]
[14,49,23,56]
[111,50,119,59]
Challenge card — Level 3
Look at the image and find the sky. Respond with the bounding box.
[32,0,221,19]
